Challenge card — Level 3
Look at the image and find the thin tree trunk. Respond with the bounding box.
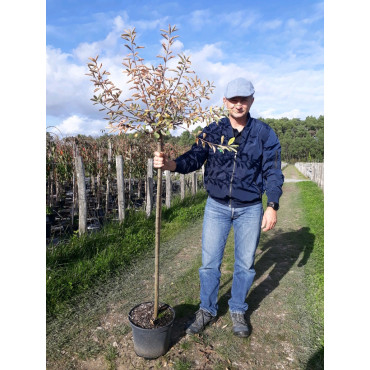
[154,137,163,319]
[180,174,185,200]
[128,144,132,207]
[116,155,125,223]
[165,170,171,208]
[105,140,112,214]
[146,158,153,217]
[97,148,102,209]
[75,155,87,235]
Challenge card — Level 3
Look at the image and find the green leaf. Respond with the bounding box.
[228,137,235,145]
[153,132,160,139]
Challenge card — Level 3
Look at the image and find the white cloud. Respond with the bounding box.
[179,43,323,120]
[172,40,184,54]
[159,38,184,57]
[262,19,283,30]
[134,16,170,31]
[258,108,303,120]
[46,10,323,136]
[50,115,106,137]
[72,15,128,63]
[222,10,259,29]
[46,46,89,116]
[46,40,132,120]
[189,10,211,30]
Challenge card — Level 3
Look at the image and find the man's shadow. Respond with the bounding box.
[218,226,315,333]
[171,226,315,344]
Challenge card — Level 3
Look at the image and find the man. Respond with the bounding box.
[153,77,284,337]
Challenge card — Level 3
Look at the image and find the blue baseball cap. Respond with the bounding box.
[224,78,255,99]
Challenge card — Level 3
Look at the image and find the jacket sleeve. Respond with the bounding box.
[262,127,284,204]
[174,131,209,174]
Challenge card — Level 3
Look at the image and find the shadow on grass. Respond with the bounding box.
[306,346,324,369]
[248,227,315,312]
[168,227,315,352]
[243,227,315,336]
[206,227,315,334]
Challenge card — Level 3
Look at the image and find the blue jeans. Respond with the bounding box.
[199,197,263,316]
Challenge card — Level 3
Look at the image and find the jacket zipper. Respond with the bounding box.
[229,152,238,207]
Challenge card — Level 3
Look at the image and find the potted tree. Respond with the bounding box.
[87,24,232,358]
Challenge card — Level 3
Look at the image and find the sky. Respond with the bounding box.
[46,0,324,137]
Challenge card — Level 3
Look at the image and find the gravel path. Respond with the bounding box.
[284,178,309,182]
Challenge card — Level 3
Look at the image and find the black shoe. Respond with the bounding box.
[185,309,217,335]
[230,312,250,338]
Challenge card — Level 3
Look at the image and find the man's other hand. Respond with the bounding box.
[261,207,277,232]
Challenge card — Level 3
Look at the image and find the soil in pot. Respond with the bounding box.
[129,302,174,329]
[129,302,175,359]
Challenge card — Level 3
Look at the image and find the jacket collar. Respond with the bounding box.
[222,113,253,140]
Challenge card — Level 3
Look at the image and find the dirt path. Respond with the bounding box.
[47,165,319,369]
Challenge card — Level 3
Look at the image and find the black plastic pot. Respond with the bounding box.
[128,302,175,359]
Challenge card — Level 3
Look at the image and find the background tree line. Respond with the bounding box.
[47,115,323,180]
[165,115,324,163]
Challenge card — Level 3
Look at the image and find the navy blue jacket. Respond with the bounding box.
[174,114,284,208]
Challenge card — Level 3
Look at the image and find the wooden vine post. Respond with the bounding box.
[180,174,185,200]
[75,155,87,235]
[71,139,79,227]
[146,158,154,217]
[116,155,125,222]
[191,171,197,195]
[90,175,95,197]
[165,170,171,208]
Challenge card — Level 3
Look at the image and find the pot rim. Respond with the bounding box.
[128,301,175,329]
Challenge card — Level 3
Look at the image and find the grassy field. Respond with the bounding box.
[47,166,324,369]
[47,191,208,317]
[297,180,324,367]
